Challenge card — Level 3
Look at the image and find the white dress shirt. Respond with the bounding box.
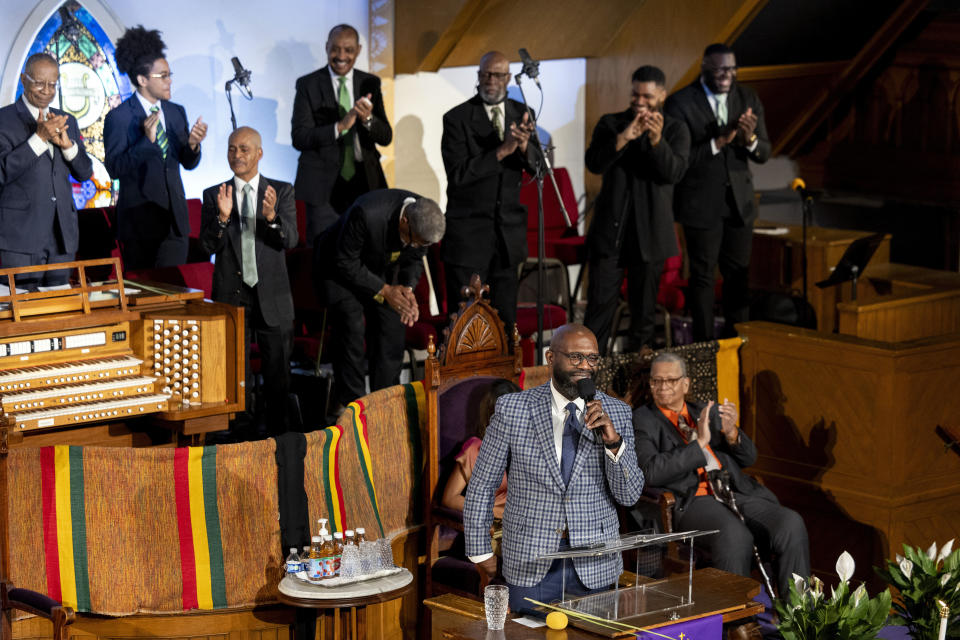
[135,90,166,131]
[233,173,260,215]
[328,66,363,162]
[700,78,758,156]
[483,101,504,137]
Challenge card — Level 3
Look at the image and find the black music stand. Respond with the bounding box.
[815,232,886,301]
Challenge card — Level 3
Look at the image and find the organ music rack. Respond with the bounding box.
[0,258,244,448]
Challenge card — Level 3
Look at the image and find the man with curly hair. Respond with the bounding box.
[105,25,207,270]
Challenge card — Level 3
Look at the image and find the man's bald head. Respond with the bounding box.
[477,51,510,105]
[229,126,261,148]
[549,323,597,352]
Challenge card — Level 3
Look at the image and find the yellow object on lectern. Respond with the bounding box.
[546,611,569,629]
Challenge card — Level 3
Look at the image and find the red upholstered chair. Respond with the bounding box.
[295,199,308,247]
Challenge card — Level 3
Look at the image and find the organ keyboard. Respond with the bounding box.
[0,259,244,446]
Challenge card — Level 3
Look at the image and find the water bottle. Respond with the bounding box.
[285,547,301,575]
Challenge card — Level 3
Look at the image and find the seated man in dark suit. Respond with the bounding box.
[632,352,809,596]
[314,189,444,413]
[0,52,93,288]
[199,127,297,436]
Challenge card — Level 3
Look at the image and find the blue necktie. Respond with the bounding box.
[560,402,580,486]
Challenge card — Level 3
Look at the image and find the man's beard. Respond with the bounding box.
[479,85,506,105]
[553,367,593,400]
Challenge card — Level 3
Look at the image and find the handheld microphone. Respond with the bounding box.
[230,57,253,96]
[576,378,596,402]
[518,48,541,88]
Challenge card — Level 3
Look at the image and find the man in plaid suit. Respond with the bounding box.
[464,324,644,613]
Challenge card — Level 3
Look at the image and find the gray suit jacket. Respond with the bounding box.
[464,383,644,588]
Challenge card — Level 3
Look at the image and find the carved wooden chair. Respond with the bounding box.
[1,431,74,640]
[423,275,522,600]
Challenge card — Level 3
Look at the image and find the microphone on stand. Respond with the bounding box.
[518,48,541,88]
[791,177,812,201]
[230,57,253,98]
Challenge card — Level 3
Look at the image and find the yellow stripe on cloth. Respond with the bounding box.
[716,337,742,416]
[187,447,213,609]
[325,427,344,532]
[53,446,77,610]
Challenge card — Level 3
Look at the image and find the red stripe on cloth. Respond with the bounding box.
[173,447,199,610]
[39,447,62,603]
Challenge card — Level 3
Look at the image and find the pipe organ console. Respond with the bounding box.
[0,259,244,447]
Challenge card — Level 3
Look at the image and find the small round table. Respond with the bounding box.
[278,569,413,640]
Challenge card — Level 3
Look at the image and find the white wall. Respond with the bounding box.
[0,0,368,198]
[394,59,587,212]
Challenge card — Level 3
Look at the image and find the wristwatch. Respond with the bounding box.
[747,133,758,145]
[604,436,623,450]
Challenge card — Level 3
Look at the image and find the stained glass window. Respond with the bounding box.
[18,1,132,209]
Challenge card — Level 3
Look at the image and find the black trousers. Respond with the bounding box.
[119,202,188,270]
[675,492,810,596]
[584,256,664,355]
[683,190,753,341]
[239,285,293,436]
[323,279,407,407]
[0,221,72,289]
[445,258,519,334]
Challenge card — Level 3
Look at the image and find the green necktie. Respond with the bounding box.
[241,183,258,287]
[716,95,727,127]
[150,105,168,159]
[337,77,356,181]
[490,106,504,140]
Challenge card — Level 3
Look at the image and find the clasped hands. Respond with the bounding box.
[380,284,419,327]
[36,111,73,148]
[215,183,279,224]
[695,399,740,447]
[619,108,664,148]
[338,93,375,134]
[498,111,535,159]
[715,107,758,150]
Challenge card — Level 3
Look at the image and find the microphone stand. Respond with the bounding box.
[224,76,252,131]
[513,70,572,364]
[799,190,813,327]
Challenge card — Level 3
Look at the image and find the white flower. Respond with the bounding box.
[937,539,955,564]
[899,557,914,580]
[896,553,904,564]
[942,573,952,586]
[811,575,824,600]
[836,551,856,583]
[853,583,867,606]
[927,541,938,560]
[792,573,806,594]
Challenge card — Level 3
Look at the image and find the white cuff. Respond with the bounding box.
[28,133,47,156]
[747,138,759,152]
[469,552,494,564]
[62,143,78,161]
[710,138,720,155]
[604,442,626,462]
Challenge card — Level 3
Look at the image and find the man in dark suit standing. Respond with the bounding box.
[584,65,689,354]
[105,25,207,270]
[314,189,444,411]
[632,352,808,596]
[441,51,535,332]
[0,53,93,289]
[665,43,770,341]
[199,127,298,436]
[292,24,392,245]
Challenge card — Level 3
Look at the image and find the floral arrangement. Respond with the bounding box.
[875,539,959,639]
[775,551,892,640]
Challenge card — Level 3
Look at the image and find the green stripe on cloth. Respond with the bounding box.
[201,446,227,608]
[68,447,91,612]
[349,402,384,536]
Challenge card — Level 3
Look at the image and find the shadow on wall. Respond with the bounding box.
[394,115,440,203]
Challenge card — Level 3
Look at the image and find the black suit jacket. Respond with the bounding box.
[198,176,297,328]
[585,109,689,263]
[291,67,391,207]
[632,400,778,513]
[440,95,534,270]
[664,81,770,227]
[104,95,201,242]
[0,100,93,253]
[314,188,425,300]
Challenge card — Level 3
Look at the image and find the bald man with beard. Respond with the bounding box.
[441,51,536,332]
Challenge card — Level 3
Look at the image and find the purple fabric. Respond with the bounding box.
[8,587,59,615]
[636,613,722,639]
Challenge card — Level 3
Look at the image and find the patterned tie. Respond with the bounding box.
[150,106,168,159]
[716,95,728,127]
[241,184,258,287]
[677,413,697,441]
[490,105,504,140]
[337,77,356,181]
[560,402,580,486]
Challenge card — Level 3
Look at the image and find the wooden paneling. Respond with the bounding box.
[584,0,765,198]
[739,321,960,588]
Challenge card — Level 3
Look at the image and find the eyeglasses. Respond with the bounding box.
[649,376,685,388]
[23,73,59,91]
[478,71,510,82]
[149,72,174,80]
[553,350,601,367]
[705,65,737,75]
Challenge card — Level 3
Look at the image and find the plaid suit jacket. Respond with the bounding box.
[464,382,644,588]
